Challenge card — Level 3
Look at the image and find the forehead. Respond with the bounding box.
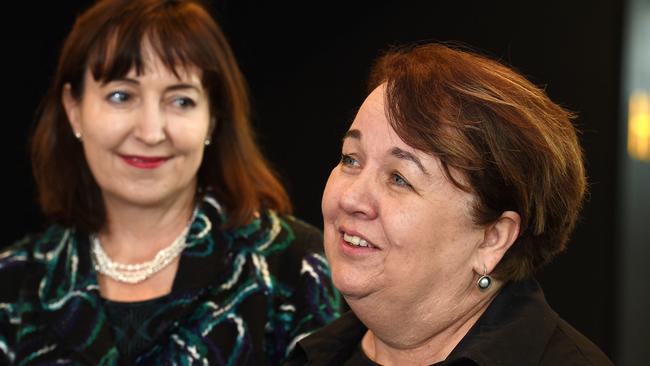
[131,51,202,82]
[348,85,472,183]
[91,50,202,88]
[88,34,203,85]
[348,85,412,148]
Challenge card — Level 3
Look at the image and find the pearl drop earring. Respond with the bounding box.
[477,264,492,290]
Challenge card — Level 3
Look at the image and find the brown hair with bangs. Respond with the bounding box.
[368,43,586,281]
[31,0,290,232]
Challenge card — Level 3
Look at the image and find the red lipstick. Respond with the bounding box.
[120,155,169,169]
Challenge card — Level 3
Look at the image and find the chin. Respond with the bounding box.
[330,265,375,302]
[104,186,179,209]
[123,188,168,204]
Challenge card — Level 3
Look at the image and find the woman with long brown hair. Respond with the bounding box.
[0,0,339,364]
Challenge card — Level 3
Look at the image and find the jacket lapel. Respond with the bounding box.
[33,226,118,364]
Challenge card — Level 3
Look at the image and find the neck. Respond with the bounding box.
[356,283,501,365]
[99,190,197,264]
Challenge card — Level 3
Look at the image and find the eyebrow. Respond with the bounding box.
[166,83,202,94]
[391,147,430,176]
[343,129,429,176]
[343,129,361,141]
[107,77,203,93]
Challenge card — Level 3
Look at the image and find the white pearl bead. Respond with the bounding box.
[478,276,491,290]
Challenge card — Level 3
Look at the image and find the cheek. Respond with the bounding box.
[81,126,131,160]
[81,136,117,165]
[382,198,453,252]
[323,224,338,255]
[386,203,479,267]
[321,168,340,221]
[168,125,209,152]
[382,208,422,250]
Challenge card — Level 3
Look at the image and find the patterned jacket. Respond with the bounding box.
[0,196,340,365]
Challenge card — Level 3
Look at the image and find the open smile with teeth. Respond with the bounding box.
[343,233,376,248]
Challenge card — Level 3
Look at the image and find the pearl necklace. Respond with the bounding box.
[91,209,196,284]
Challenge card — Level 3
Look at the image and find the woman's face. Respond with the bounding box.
[322,85,485,308]
[63,48,211,210]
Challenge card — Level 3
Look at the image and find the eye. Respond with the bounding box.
[340,154,360,167]
[106,91,130,104]
[171,96,196,109]
[390,172,412,189]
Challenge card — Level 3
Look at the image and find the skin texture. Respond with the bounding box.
[321,84,520,364]
[62,44,212,301]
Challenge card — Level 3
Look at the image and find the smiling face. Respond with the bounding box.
[322,85,487,312]
[63,45,211,211]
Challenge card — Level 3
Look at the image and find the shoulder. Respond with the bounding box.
[260,213,340,315]
[262,213,326,273]
[0,231,42,301]
[0,225,72,293]
[451,280,613,366]
[0,237,33,298]
[281,214,324,253]
[1,225,71,261]
[539,316,614,366]
[249,210,324,257]
[0,230,47,274]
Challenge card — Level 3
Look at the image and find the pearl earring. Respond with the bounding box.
[477,264,492,290]
[74,132,82,140]
[204,139,211,146]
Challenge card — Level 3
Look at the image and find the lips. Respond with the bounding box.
[120,154,170,169]
[339,227,379,250]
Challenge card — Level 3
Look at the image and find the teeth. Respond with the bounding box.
[343,233,371,248]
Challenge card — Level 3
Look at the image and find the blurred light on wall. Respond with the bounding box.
[619,0,650,364]
[628,91,650,161]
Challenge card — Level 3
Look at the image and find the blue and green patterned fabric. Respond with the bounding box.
[0,196,340,365]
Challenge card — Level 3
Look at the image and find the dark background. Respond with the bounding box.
[2,0,623,362]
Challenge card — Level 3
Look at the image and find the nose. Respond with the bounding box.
[133,100,167,145]
[337,170,378,220]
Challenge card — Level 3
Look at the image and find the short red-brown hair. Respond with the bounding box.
[31,0,290,232]
[369,43,587,281]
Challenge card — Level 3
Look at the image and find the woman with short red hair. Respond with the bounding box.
[288,43,612,366]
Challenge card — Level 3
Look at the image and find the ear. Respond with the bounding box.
[474,211,521,275]
[62,83,82,137]
[203,116,216,146]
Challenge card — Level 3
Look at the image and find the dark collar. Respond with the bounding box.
[447,280,558,366]
[292,280,558,366]
[290,311,367,365]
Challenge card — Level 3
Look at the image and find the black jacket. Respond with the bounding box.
[0,196,340,365]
